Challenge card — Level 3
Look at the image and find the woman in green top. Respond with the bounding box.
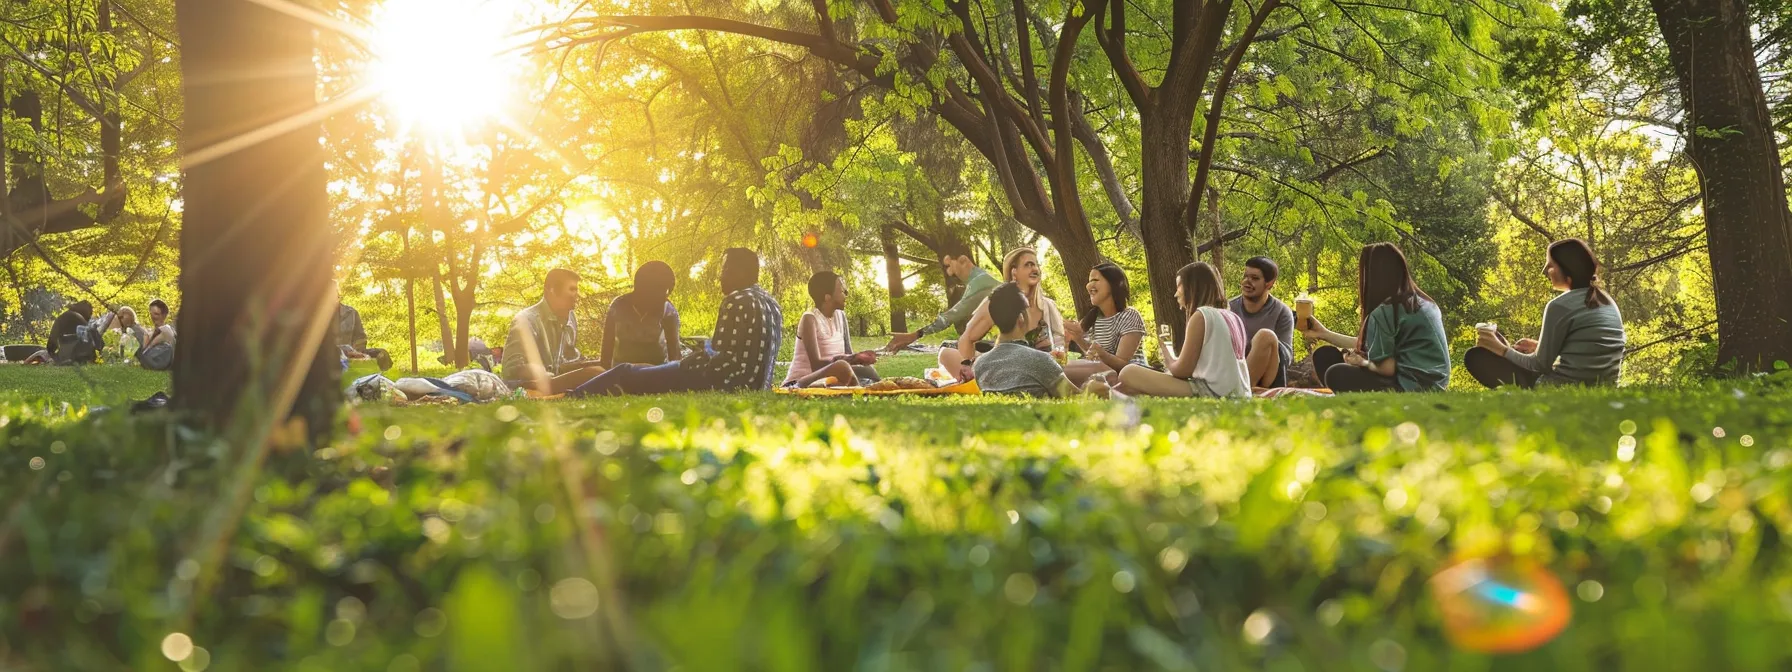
[1466,238,1626,388]
[1302,242,1452,393]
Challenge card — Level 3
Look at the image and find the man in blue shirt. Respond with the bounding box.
[572,248,783,396]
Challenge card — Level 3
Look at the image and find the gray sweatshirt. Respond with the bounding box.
[1504,287,1626,384]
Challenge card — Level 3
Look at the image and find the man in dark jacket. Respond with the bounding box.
[20,300,97,364]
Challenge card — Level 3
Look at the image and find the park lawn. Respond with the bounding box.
[3,363,1792,670]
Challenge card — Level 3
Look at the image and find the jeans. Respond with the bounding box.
[1464,346,1540,389]
[1313,346,1400,393]
[569,360,715,397]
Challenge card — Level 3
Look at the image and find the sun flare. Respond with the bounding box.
[368,0,521,135]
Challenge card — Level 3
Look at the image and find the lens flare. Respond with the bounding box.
[1428,556,1571,653]
[801,232,820,248]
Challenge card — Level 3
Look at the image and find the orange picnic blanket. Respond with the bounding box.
[776,379,981,398]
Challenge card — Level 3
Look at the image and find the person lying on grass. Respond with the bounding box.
[1112,262,1253,399]
[1060,262,1147,387]
[1466,238,1626,389]
[502,268,607,395]
[971,282,1092,398]
[1302,242,1451,393]
[941,247,1066,377]
[783,271,881,388]
[572,247,783,396]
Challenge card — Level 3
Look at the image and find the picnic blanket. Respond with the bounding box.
[777,378,981,398]
[1256,386,1334,398]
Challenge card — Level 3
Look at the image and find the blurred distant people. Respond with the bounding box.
[138,299,176,371]
[335,296,393,371]
[573,248,783,396]
[502,268,606,394]
[784,271,880,388]
[22,299,98,364]
[601,260,683,368]
[91,306,149,363]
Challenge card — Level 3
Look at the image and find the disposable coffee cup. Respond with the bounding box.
[1295,297,1314,331]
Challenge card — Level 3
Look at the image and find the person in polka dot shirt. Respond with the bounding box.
[571,248,783,395]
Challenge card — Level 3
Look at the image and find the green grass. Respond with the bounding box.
[4,362,1792,670]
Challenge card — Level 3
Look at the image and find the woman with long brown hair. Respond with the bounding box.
[1062,262,1148,385]
[1301,242,1452,393]
[1112,262,1252,398]
[1466,238,1626,388]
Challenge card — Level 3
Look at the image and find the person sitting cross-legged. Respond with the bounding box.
[571,248,783,396]
[1061,262,1147,387]
[972,282,1087,398]
[1113,262,1252,399]
[137,299,177,371]
[601,260,683,369]
[1302,242,1451,393]
[502,268,607,395]
[783,271,881,388]
[1465,238,1626,388]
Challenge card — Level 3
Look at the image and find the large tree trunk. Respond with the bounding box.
[881,224,907,333]
[172,0,337,433]
[451,285,475,369]
[1137,111,1198,345]
[1651,0,1792,371]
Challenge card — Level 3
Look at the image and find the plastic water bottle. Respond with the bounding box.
[120,332,138,364]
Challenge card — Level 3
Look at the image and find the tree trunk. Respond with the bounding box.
[1650,0,1792,371]
[881,224,907,333]
[1208,187,1224,278]
[432,270,452,357]
[451,285,474,369]
[172,0,337,434]
[406,276,418,373]
[1045,228,1103,328]
[1137,111,1198,346]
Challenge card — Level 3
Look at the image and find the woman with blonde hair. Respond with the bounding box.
[1112,262,1252,398]
[940,247,1066,380]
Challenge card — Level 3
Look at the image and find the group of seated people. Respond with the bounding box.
[13,299,176,369]
[457,234,1628,400]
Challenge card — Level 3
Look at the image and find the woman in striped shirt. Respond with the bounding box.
[1063,262,1148,386]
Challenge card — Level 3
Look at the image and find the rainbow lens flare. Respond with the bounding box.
[1427,556,1572,653]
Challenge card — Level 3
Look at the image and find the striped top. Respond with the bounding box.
[1088,307,1148,365]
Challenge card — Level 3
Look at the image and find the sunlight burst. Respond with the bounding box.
[368,0,521,135]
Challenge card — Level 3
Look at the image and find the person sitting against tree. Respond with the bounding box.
[881,238,999,353]
[572,248,783,396]
[22,299,97,364]
[942,247,1066,380]
[1466,238,1626,388]
[783,270,881,388]
[502,268,607,394]
[1061,262,1146,386]
[601,260,683,369]
[335,293,393,371]
[974,282,1087,398]
[1112,262,1252,399]
[1230,256,1296,389]
[137,299,176,371]
[1302,242,1451,393]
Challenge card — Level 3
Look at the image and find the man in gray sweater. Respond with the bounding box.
[1230,256,1296,388]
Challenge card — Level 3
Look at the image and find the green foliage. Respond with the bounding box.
[5,366,1792,669]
